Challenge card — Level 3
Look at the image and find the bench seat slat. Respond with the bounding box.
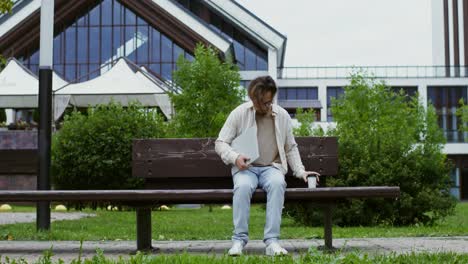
[0,187,400,203]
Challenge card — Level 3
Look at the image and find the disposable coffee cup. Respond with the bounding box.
[307,176,317,188]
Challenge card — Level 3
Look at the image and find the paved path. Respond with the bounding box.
[0,212,96,225]
[1,237,467,262]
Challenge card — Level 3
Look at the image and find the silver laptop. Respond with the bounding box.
[231,126,260,165]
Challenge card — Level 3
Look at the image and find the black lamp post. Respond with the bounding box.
[37,0,54,231]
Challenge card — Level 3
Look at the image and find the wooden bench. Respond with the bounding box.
[131,137,400,251]
[0,137,400,252]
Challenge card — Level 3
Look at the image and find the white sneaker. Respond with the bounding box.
[228,241,244,256]
[265,242,288,256]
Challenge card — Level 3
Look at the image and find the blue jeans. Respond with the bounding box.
[232,166,286,246]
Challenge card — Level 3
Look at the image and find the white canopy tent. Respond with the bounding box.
[136,66,174,119]
[0,58,70,120]
[55,58,171,118]
[0,57,174,121]
[0,58,38,108]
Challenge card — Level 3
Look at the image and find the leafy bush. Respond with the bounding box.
[170,44,244,137]
[285,74,456,226]
[51,102,167,208]
[457,99,468,138]
[293,108,331,137]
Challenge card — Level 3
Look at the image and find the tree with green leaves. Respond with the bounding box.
[457,99,468,139]
[286,73,456,226]
[0,0,12,14]
[52,102,167,209]
[170,44,244,138]
[293,108,330,137]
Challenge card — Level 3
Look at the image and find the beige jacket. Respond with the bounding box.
[215,101,306,178]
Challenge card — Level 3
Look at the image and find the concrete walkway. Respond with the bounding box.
[1,237,467,262]
[0,212,96,225]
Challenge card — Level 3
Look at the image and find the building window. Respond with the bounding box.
[278,87,318,100]
[174,0,268,71]
[278,87,319,119]
[23,0,193,82]
[427,86,468,143]
[391,86,418,100]
[327,87,344,122]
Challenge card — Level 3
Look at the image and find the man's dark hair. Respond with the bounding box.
[247,76,277,103]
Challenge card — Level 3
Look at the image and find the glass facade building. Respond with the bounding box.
[21,0,193,82]
[278,87,318,101]
[175,0,268,71]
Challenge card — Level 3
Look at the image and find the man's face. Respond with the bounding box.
[254,91,273,115]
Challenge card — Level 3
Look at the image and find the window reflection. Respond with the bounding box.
[101,27,112,63]
[278,87,318,100]
[162,35,172,62]
[23,0,193,82]
[65,27,76,64]
[77,27,88,64]
[89,5,100,26]
[427,86,468,143]
[89,28,100,63]
[175,0,268,71]
[101,0,112,25]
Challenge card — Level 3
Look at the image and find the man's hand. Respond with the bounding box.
[235,155,250,170]
[302,171,320,183]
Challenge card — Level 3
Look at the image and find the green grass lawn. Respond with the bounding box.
[3,250,466,264]
[1,203,467,241]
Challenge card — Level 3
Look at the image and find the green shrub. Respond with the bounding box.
[51,101,167,209]
[285,73,456,226]
[293,108,331,137]
[457,99,468,138]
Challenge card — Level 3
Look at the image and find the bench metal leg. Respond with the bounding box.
[136,207,152,251]
[323,204,333,250]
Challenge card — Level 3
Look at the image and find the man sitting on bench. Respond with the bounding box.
[215,75,321,256]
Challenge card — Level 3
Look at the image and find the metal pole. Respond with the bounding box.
[37,0,54,231]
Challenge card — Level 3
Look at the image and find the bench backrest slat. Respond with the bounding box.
[132,137,338,189]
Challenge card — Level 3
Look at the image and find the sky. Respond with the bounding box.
[235,0,433,67]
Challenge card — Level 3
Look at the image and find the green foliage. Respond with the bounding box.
[0,56,6,71]
[286,73,456,226]
[51,101,167,209]
[0,108,6,123]
[170,44,244,137]
[456,99,468,138]
[293,108,334,137]
[0,0,13,14]
[293,108,316,136]
[4,251,468,264]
